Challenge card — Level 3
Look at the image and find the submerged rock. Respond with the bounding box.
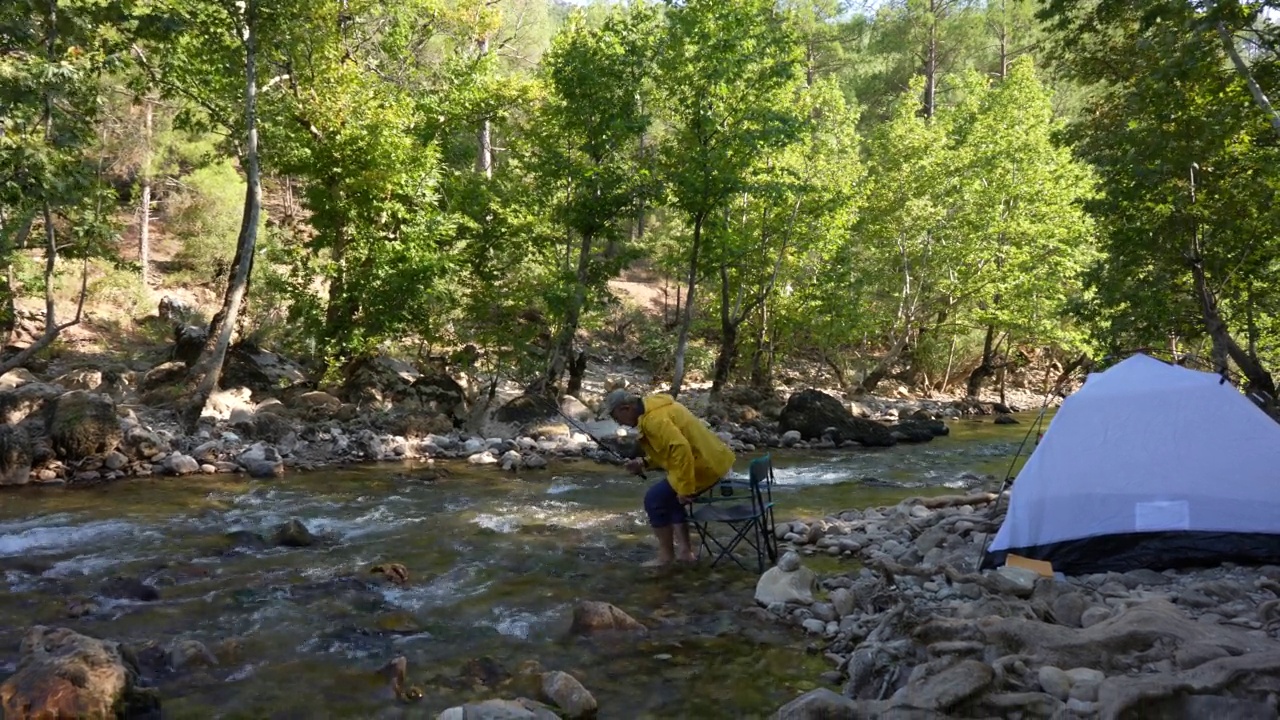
[775,688,859,719]
[570,601,646,636]
[0,626,157,719]
[273,518,315,547]
[437,698,559,720]
[539,670,597,719]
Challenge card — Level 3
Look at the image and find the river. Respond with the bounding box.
[0,414,1044,718]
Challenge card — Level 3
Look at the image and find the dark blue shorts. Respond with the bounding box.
[643,479,687,528]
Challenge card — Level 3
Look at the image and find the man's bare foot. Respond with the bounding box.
[676,552,698,564]
[641,557,673,568]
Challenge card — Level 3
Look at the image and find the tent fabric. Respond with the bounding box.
[983,353,1280,575]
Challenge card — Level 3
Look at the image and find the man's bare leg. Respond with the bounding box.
[642,525,677,567]
[674,523,697,562]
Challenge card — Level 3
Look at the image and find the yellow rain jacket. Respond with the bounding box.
[637,394,735,496]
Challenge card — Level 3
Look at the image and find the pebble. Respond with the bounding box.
[802,618,826,635]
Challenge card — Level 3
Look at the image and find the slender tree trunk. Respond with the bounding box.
[710,264,736,398]
[669,213,704,399]
[750,302,769,388]
[544,230,593,394]
[1190,254,1277,404]
[182,0,262,431]
[922,3,938,119]
[476,36,493,178]
[566,350,587,398]
[1216,20,1280,140]
[139,96,154,285]
[939,333,957,394]
[966,323,997,397]
[0,213,35,347]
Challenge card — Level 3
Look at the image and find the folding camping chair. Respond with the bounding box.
[688,455,779,572]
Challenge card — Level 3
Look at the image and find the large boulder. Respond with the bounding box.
[0,381,62,425]
[221,343,307,394]
[495,394,559,426]
[340,355,420,405]
[778,389,896,447]
[0,367,40,391]
[0,425,33,486]
[891,417,949,443]
[409,373,468,420]
[0,626,156,719]
[170,324,207,366]
[48,391,122,461]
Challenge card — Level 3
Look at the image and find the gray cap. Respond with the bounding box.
[599,389,639,419]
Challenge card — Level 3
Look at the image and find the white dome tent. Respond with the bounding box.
[982,353,1280,575]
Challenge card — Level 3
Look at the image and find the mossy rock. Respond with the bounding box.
[49,391,123,461]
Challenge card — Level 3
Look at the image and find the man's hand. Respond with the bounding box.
[624,458,645,475]
[678,494,695,505]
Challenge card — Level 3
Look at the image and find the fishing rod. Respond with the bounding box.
[548,402,648,480]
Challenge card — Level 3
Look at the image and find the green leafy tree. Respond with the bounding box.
[655,0,805,397]
[525,4,658,396]
[0,0,120,374]
[1043,0,1280,405]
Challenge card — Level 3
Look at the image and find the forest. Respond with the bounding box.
[4,0,1280,422]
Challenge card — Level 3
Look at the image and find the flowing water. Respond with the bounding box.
[0,414,1045,719]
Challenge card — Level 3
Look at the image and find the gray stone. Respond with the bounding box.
[774,688,859,720]
[1051,592,1088,628]
[1037,666,1071,700]
[163,453,200,476]
[539,670,596,720]
[103,451,128,471]
[756,565,817,606]
[993,566,1039,597]
[1080,606,1111,628]
[895,659,993,711]
[914,525,950,555]
[1064,667,1104,686]
[1174,642,1231,670]
[802,618,827,635]
[830,588,856,618]
[811,602,837,623]
[778,551,802,572]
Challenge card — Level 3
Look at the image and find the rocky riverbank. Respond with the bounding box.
[0,348,1051,489]
[761,494,1280,719]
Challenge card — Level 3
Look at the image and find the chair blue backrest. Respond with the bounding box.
[747,454,774,512]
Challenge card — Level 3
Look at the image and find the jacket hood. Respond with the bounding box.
[643,393,676,413]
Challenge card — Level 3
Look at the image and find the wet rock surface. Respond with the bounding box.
[0,626,158,719]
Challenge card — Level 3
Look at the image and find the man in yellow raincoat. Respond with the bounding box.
[601,389,736,567]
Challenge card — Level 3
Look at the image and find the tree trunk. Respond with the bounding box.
[1216,20,1280,141]
[669,213,704,399]
[476,35,493,179]
[966,323,997,397]
[544,230,593,394]
[566,350,587,398]
[1190,253,1277,407]
[139,96,154,285]
[922,2,938,119]
[182,0,262,432]
[750,302,770,388]
[710,264,738,399]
